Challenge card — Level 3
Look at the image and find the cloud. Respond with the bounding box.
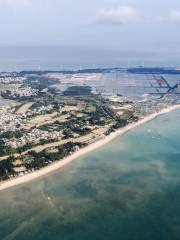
[92,6,180,26]
[169,10,180,21]
[94,6,138,25]
[155,10,180,23]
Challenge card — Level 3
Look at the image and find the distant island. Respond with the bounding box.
[0,67,180,190]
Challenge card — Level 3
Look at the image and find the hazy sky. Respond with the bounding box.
[0,0,180,51]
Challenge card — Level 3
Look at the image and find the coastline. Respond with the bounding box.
[0,104,180,191]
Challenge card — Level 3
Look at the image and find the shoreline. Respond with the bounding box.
[1,104,180,191]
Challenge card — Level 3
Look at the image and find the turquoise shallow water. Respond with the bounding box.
[1,110,180,240]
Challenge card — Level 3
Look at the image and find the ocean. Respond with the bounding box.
[1,109,180,240]
[0,47,180,71]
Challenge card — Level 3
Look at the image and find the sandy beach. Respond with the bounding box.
[0,104,180,191]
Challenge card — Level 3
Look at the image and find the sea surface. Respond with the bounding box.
[1,109,180,240]
[0,47,180,71]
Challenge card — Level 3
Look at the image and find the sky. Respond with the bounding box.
[0,0,180,52]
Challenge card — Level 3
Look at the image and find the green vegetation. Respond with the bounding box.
[63,86,92,96]
[0,157,15,180]
[24,142,86,170]
[0,130,23,140]
[23,76,59,91]
[0,84,138,181]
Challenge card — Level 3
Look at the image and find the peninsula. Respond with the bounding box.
[0,67,180,190]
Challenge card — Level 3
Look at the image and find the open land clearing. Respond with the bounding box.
[16,102,33,114]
